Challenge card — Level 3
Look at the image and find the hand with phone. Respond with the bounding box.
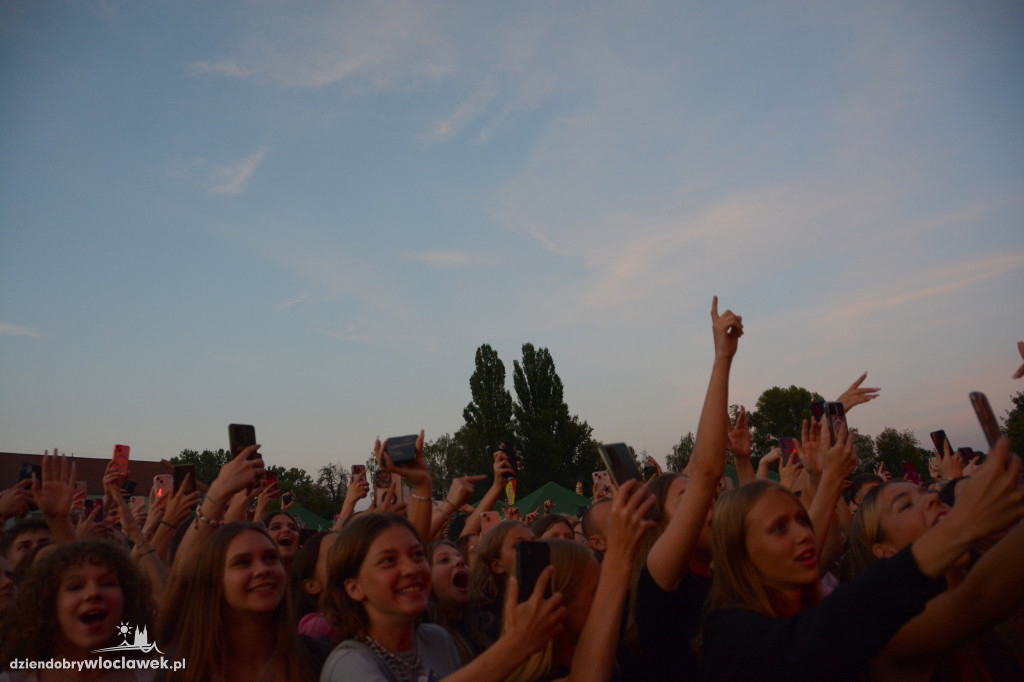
[779,450,804,491]
[502,564,566,660]
[937,440,965,481]
[0,479,33,522]
[604,479,657,568]
[375,431,431,495]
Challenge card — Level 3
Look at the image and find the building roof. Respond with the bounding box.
[1,452,174,497]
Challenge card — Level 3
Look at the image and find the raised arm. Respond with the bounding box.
[807,422,855,557]
[31,450,77,545]
[461,452,514,537]
[376,431,433,543]
[727,406,755,485]
[651,296,742,590]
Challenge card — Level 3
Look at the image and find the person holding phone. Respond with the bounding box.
[468,520,534,647]
[700,435,1024,682]
[841,436,1024,681]
[319,512,565,681]
[505,479,655,682]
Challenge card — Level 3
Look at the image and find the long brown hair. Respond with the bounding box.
[708,480,820,618]
[469,520,531,609]
[165,522,314,682]
[321,512,422,642]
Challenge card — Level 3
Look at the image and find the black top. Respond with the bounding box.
[701,547,943,682]
[633,564,711,681]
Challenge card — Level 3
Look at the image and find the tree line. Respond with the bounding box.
[172,345,1024,520]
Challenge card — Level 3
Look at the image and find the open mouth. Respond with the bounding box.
[452,571,470,589]
[277,536,294,546]
[796,548,816,565]
[80,609,108,625]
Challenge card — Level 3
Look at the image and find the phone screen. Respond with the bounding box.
[779,438,799,466]
[930,430,951,455]
[384,435,418,464]
[228,424,257,459]
[516,541,551,602]
[173,465,196,494]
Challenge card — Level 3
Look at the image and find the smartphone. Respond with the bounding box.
[480,511,501,535]
[929,430,952,456]
[779,437,799,466]
[18,462,42,483]
[228,424,258,459]
[516,541,551,602]
[373,470,392,506]
[902,462,922,486]
[957,446,976,462]
[596,443,644,487]
[592,470,613,496]
[810,401,826,422]
[153,474,173,500]
[497,441,519,478]
[112,444,130,477]
[969,392,1001,449]
[383,435,418,464]
[74,480,88,511]
[351,464,367,487]
[121,480,137,496]
[824,402,847,444]
[83,498,104,517]
[282,492,293,506]
[130,496,147,516]
[173,464,196,494]
[265,471,279,489]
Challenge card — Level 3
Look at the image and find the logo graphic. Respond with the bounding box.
[92,623,165,655]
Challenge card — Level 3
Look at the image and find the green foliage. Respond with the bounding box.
[747,386,825,456]
[849,427,878,475]
[171,449,231,486]
[1003,390,1024,456]
[315,462,349,518]
[873,427,932,483]
[422,433,462,500]
[459,344,515,477]
[512,344,598,492]
[666,432,695,472]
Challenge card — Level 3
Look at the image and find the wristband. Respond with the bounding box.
[411,493,432,502]
[204,493,228,510]
[160,521,177,530]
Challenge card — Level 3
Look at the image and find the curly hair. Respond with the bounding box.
[0,541,153,666]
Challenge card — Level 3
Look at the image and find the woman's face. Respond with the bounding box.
[223,530,286,616]
[55,562,124,658]
[430,544,471,609]
[874,483,949,557]
[346,526,430,625]
[493,525,534,577]
[539,521,574,541]
[744,489,818,597]
[266,514,300,561]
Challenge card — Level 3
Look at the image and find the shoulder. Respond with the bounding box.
[416,624,462,674]
[321,639,392,682]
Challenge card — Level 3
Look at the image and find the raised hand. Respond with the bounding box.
[779,453,804,490]
[818,420,857,482]
[502,567,566,655]
[0,479,33,521]
[376,430,431,492]
[837,372,880,413]
[798,418,824,477]
[756,446,782,480]
[447,474,487,511]
[726,406,752,460]
[32,449,77,520]
[937,441,964,481]
[603,479,657,564]
[711,295,744,360]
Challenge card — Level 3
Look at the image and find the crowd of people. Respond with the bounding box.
[0,298,1021,681]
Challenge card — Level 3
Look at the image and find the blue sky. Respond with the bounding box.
[2,1,1022,479]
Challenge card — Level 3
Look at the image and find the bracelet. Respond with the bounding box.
[411,493,432,502]
[204,493,228,510]
[160,521,177,530]
[194,506,224,529]
[136,547,156,558]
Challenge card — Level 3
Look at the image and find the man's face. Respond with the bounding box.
[6,528,53,567]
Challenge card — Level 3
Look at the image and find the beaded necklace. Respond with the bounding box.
[359,634,423,682]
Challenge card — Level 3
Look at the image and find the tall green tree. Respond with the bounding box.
[874,427,932,483]
[456,344,515,482]
[850,427,878,475]
[171,449,231,486]
[1003,390,1024,456]
[512,344,597,491]
[316,462,349,514]
[423,433,463,500]
[747,386,825,457]
[666,432,695,472]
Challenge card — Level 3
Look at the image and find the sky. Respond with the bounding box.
[2,1,1023,482]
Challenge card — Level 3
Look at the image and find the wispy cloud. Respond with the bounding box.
[0,323,43,338]
[189,60,256,78]
[210,149,266,195]
[430,77,499,140]
[274,294,310,312]
[407,251,494,268]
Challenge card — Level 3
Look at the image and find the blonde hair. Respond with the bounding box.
[469,520,530,609]
[839,482,891,583]
[504,539,596,682]
[708,480,820,618]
